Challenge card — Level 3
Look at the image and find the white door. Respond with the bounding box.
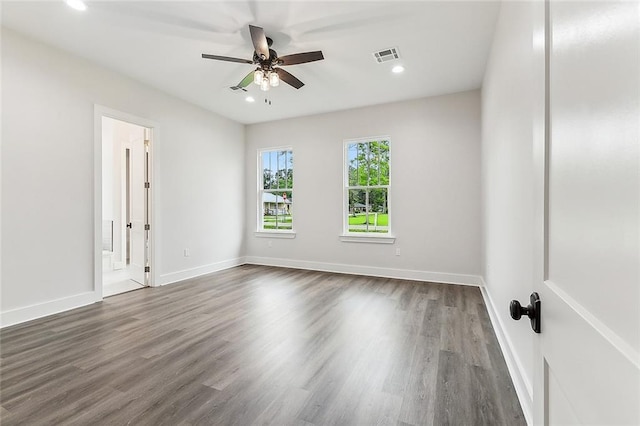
[129,136,147,285]
[530,1,640,424]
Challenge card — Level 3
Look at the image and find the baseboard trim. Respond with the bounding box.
[479,277,533,426]
[245,256,481,286]
[0,291,99,329]
[158,257,246,286]
[0,257,480,328]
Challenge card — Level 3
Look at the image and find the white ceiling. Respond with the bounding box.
[1,1,500,124]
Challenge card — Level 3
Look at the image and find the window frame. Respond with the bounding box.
[256,146,295,236]
[341,136,394,243]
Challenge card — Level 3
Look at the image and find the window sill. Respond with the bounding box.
[339,234,396,244]
[254,231,296,239]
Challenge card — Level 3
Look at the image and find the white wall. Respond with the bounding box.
[1,28,245,326]
[245,91,482,283]
[481,1,535,422]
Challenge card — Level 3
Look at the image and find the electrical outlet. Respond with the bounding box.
[184,248,190,257]
[395,248,401,256]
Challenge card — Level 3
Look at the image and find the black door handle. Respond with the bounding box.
[126,223,132,229]
[510,292,541,333]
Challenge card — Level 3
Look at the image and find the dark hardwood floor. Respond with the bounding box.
[0,265,525,425]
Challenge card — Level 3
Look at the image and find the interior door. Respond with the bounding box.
[532,0,640,424]
[129,136,146,285]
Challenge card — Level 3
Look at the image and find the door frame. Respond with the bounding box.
[93,105,158,300]
[531,0,547,423]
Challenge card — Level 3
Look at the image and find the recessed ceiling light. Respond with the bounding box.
[65,0,87,11]
[246,96,255,103]
[392,65,405,74]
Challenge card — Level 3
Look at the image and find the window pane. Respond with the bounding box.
[277,150,290,190]
[347,189,368,232]
[362,140,389,186]
[350,142,371,187]
[348,143,358,186]
[379,140,390,185]
[262,150,294,191]
[357,143,367,186]
[370,141,380,186]
[367,142,380,186]
[262,190,292,230]
[368,188,388,233]
[272,151,278,189]
[347,189,389,233]
[364,142,371,186]
[277,151,284,189]
[263,151,278,190]
[287,151,294,188]
[262,151,271,190]
[279,190,292,229]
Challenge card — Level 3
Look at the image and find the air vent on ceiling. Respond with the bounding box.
[372,47,400,63]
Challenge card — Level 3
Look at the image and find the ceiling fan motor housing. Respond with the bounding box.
[253,50,278,69]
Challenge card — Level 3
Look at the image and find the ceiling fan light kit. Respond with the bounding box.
[253,69,264,85]
[260,77,270,92]
[254,69,280,91]
[202,24,324,93]
[269,72,280,87]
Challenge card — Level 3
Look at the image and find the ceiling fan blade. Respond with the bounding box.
[249,25,270,60]
[276,68,304,89]
[278,51,324,66]
[237,71,255,88]
[202,54,253,64]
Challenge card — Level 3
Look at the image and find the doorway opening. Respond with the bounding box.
[101,116,152,297]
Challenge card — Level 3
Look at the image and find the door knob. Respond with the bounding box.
[510,292,541,333]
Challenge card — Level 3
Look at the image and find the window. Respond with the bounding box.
[344,137,390,234]
[259,148,293,231]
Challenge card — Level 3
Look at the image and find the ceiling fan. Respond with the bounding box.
[202,25,324,91]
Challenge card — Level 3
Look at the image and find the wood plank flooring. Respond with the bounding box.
[0,265,525,425]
